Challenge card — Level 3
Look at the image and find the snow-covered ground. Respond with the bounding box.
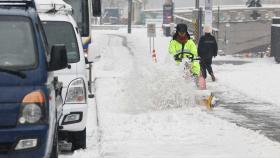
[213,56,280,104]
[60,27,280,158]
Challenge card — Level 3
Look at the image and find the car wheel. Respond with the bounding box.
[70,128,86,151]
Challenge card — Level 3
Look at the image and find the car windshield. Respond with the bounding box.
[0,16,36,69]
[42,21,80,63]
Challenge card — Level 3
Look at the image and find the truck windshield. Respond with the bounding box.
[0,16,36,69]
[42,21,80,63]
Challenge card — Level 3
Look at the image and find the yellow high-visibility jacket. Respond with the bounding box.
[168,39,200,75]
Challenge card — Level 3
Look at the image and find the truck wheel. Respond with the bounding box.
[50,131,58,158]
[71,128,86,151]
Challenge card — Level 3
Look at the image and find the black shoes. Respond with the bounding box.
[210,73,216,82]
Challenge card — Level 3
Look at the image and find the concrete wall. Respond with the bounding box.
[216,21,271,54]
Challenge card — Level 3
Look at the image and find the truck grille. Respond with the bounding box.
[0,143,12,154]
[0,103,19,128]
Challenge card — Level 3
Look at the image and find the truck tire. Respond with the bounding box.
[71,128,86,151]
[50,131,58,158]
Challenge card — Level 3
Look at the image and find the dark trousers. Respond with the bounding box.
[200,58,213,79]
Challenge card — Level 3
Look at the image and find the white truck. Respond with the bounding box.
[36,0,95,151]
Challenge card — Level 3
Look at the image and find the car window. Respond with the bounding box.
[42,21,80,63]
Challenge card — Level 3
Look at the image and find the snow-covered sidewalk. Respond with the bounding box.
[60,27,280,158]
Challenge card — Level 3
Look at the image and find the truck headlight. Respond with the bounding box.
[18,91,47,125]
[20,103,42,124]
[65,78,86,104]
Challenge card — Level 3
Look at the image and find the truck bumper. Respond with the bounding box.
[0,125,50,158]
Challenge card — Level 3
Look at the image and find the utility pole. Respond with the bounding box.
[195,0,199,9]
[204,0,213,28]
[128,0,132,33]
[142,0,147,10]
[217,5,220,40]
[217,0,220,41]
[193,0,202,44]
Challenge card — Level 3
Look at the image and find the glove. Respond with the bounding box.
[174,54,182,62]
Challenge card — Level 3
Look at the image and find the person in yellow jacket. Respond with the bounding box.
[168,23,200,76]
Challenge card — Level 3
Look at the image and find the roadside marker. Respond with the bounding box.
[152,49,157,63]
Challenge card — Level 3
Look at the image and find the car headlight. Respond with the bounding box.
[65,78,86,104]
[18,91,47,125]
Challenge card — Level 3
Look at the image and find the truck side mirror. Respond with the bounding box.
[48,44,68,71]
[92,0,101,17]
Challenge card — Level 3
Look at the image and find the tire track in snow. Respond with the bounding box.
[106,34,134,56]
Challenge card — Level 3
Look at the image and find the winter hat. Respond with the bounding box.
[176,23,188,33]
[204,26,212,33]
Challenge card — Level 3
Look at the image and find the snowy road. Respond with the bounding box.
[210,59,280,143]
[213,89,280,142]
[60,28,280,158]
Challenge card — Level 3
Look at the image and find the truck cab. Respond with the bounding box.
[0,0,67,157]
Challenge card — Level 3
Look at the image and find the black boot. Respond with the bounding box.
[210,73,216,82]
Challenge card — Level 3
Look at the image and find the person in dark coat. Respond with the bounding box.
[198,26,218,81]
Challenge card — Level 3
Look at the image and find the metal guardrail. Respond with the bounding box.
[90,24,162,30]
[174,15,193,32]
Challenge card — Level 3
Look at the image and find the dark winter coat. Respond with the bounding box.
[198,33,218,59]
